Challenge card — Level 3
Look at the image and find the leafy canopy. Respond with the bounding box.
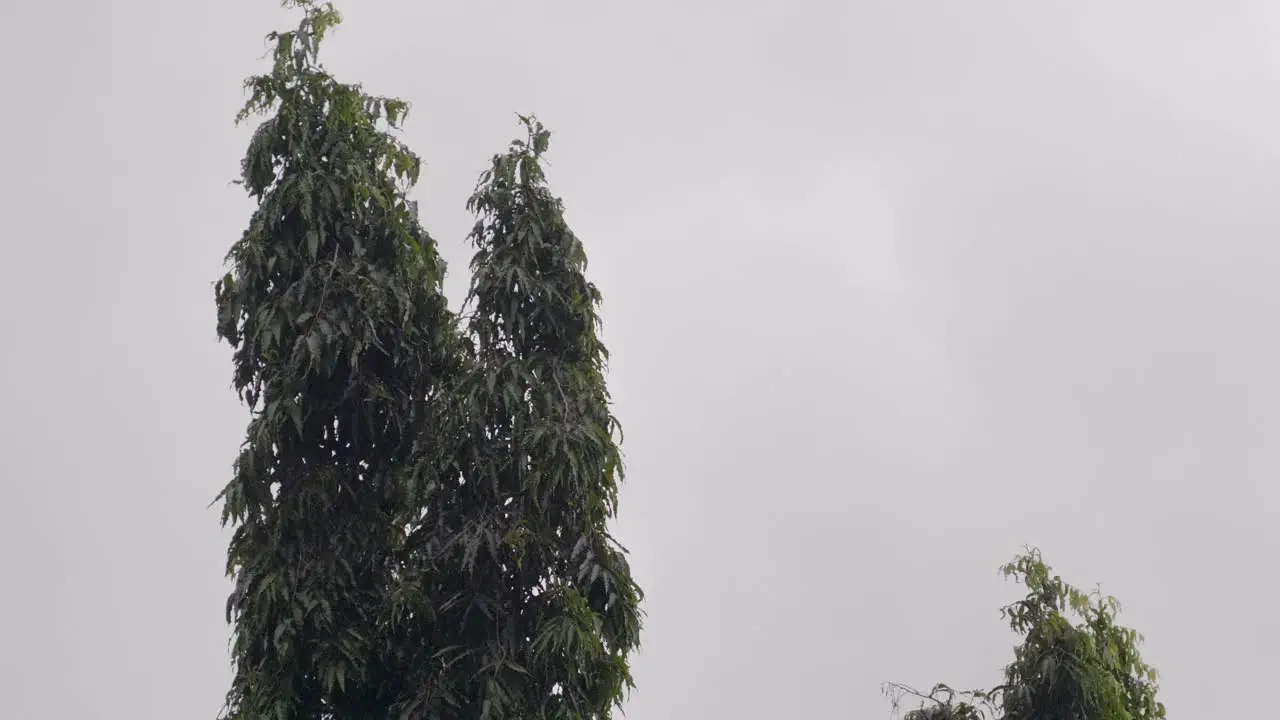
[387,116,643,720]
[885,549,1166,720]
[215,1,456,717]
[214,3,641,719]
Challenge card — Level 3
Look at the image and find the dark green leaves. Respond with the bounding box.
[217,2,456,719]
[382,115,642,720]
[219,6,641,719]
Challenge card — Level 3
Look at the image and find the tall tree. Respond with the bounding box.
[214,1,456,717]
[389,117,644,720]
[885,549,1166,720]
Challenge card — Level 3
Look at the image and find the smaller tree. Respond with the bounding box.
[388,116,643,720]
[885,549,1166,720]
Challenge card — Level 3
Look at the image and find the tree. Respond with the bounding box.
[885,549,1166,720]
[214,1,457,717]
[387,117,644,720]
[216,2,642,717]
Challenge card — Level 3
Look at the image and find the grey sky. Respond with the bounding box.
[3,0,1277,716]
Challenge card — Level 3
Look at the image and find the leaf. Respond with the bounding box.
[286,400,304,437]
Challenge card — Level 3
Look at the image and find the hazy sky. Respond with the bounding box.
[5,0,1280,716]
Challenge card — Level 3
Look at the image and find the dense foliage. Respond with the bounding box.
[215,2,641,719]
[885,549,1166,720]
[388,117,643,720]
[214,2,455,717]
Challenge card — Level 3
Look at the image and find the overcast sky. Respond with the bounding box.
[4,0,1280,716]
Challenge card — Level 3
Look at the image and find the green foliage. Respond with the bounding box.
[886,549,1166,720]
[214,1,457,717]
[216,3,641,718]
[387,116,643,720]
